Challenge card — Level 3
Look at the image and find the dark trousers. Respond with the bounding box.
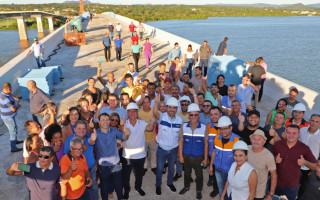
[208,163,219,192]
[104,46,111,61]
[115,47,122,61]
[275,186,298,200]
[122,157,146,192]
[183,155,204,191]
[71,187,89,200]
[98,164,123,200]
[133,53,140,72]
[297,169,311,199]
[259,78,265,101]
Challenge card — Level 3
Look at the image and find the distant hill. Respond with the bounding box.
[209,3,320,9]
[63,1,94,4]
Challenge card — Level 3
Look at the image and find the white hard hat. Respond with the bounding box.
[126,102,139,111]
[187,103,200,112]
[166,97,179,107]
[109,22,112,25]
[217,116,232,127]
[293,103,306,112]
[180,95,191,103]
[232,140,248,151]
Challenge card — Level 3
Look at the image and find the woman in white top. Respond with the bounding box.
[220,141,257,200]
[184,44,195,79]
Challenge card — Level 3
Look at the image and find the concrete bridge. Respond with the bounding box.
[0,11,60,40]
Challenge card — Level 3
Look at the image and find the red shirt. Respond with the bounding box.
[131,36,139,44]
[271,140,316,188]
[129,24,136,32]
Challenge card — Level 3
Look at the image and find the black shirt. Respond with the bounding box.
[218,84,228,96]
[238,126,272,146]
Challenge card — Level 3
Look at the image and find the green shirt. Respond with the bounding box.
[131,45,141,53]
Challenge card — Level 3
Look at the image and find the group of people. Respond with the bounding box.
[1,20,320,200]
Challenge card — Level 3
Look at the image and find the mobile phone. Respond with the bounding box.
[18,163,30,173]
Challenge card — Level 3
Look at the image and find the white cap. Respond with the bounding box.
[126,102,139,111]
[293,103,306,112]
[187,103,200,112]
[232,140,248,151]
[180,95,191,103]
[109,22,112,25]
[166,97,179,107]
[217,116,232,127]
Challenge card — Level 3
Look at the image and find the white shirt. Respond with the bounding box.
[116,25,122,31]
[123,119,148,159]
[237,84,255,106]
[299,127,320,170]
[30,42,44,57]
[227,162,255,200]
[186,50,194,59]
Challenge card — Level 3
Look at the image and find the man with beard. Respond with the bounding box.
[199,100,212,125]
[238,109,271,146]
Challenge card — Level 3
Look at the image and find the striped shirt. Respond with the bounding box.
[0,92,16,119]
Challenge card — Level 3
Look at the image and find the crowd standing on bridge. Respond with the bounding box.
[2,20,320,200]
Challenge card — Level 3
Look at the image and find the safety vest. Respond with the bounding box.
[157,112,183,150]
[207,122,220,156]
[183,121,206,157]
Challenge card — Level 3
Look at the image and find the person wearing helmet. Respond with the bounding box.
[153,96,183,195]
[209,116,241,197]
[220,140,258,200]
[285,103,309,129]
[177,95,192,122]
[248,129,277,200]
[178,103,209,200]
[272,124,317,200]
[122,102,156,199]
[206,106,222,198]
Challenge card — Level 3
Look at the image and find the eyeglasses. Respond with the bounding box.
[111,119,119,122]
[203,105,211,107]
[219,127,230,131]
[71,147,83,151]
[189,114,199,117]
[181,104,189,106]
[38,154,50,159]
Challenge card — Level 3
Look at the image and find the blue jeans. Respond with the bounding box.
[110,32,114,40]
[215,168,228,197]
[186,58,194,78]
[117,31,121,37]
[32,113,44,128]
[139,32,143,40]
[98,164,123,200]
[35,56,46,68]
[3,117,18,150]
[175,157,183,176]
[275,186,298,200]
[130,32,134,37]
[87,167,99,200]
[156,146,178,187]
[199,59,208,76]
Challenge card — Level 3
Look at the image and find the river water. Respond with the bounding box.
[146,16,320,91]
[0,29,52,67]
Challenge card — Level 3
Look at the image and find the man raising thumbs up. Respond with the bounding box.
[271,124,317,200]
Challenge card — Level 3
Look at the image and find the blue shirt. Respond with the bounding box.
[64,134,95,169]
[95,128,124,166]
[94,106,127,122]
[102,36,111,47]
[0,92,16,119]
[120,71,139,87]
[199,112,211,125]
[114,39,123,48]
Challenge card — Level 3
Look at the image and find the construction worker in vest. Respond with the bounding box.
[207,106,222,198]
[178,103,209,200]
[153,96,183,195]
[285,103,309,129]
[209,116,241,197]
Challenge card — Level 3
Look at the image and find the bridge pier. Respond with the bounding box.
[32,15,44,33]
[15,16,28,40]
[46,16,54,31]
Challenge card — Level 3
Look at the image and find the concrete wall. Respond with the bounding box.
[0,24,66,95]
[114,14,320,117]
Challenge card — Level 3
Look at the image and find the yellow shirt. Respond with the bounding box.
[121,86,142,100]
[138,109,155,142]
[177,112,189,123]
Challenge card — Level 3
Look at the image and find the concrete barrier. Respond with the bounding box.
[0,24,66,95]
[115,14,320,117]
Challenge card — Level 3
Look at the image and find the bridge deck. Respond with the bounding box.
[0,14,273,200]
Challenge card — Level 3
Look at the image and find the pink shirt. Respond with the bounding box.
[261,62,267,79]
[143,43,152,52]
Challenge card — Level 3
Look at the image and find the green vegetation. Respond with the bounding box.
[0,3,319,30]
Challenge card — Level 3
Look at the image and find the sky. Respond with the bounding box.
[1,0,320,5]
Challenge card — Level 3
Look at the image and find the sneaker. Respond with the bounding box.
[190,177,194,183]
[179,187,190,195]
[173,174,182,182]
[196,191,202,199]
[210,190,219,198]
[207,178,213,186]
[16,140,24,144]
[136,189,145,196]
[167,184,176,192]
[11,148,23,153]
[156,187,161,195]
[151,168,157,175]
[123,191,129,199]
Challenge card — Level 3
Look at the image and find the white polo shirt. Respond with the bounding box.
[123,119,148,159]
[299,127,320,170]
[31,42,44,57]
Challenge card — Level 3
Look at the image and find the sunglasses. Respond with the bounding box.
[38,154,50,159]
[181,104,189,106]
[71,147,83,151]
[189,114,199,117]
[111,119,119,122]
[203,105,211,107]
